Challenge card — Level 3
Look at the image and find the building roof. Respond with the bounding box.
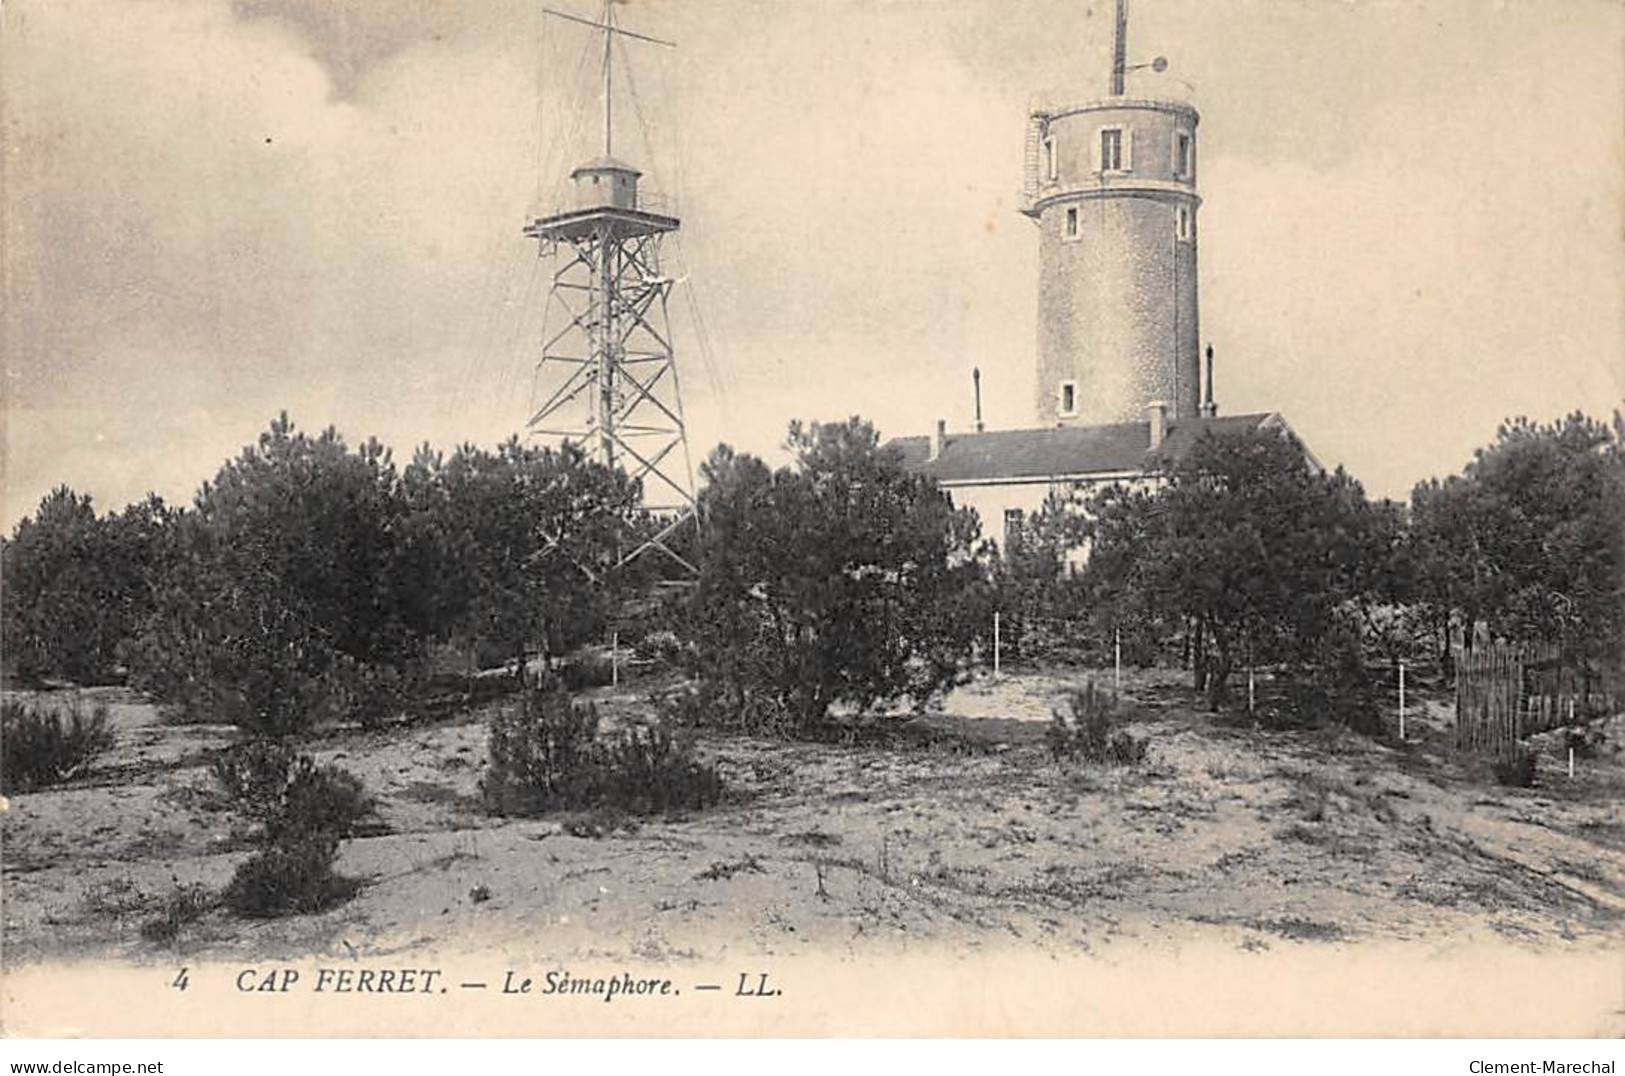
[571,155,643,177]
[884,412,1289,484]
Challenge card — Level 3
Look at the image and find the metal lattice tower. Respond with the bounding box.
[526,3,697,573]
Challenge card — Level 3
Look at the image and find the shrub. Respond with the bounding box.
[654,684,708,728]
[1286,623,1384,736]
[210,739,371,840]
[1493,745,1537,788]
[269,761,372,844]
[1565,721,1607,761]
[129,583,426,737]
[1047,681,1147,766]
[1107,729,1149,766]
[210,738,299,820]
[139,882,214,943]
[328,656,419,731]
[80,876,151,920]
[595,724,724,814]
[561,805,639,839]
[211,738,371,919]
[480,690,603,816]
[224,836,359,918]
[560,651,617,691]
[480,686,723,819]
[1047,680,1111,761]
[0,699,115,793]
[636,630,685,668]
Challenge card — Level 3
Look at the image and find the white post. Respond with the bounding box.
[1399,660,1406,741]
[1114,627,1122,695]
[610,630,619,687]
[1247,634,1255,716]
[993,611,1001,677]
[1569,746,1576,780]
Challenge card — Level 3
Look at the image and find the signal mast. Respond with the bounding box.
[525,3,696,573]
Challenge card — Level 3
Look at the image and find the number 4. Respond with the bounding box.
[172,967,189,992]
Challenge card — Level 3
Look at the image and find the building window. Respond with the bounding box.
[1003,508,1025,556]
[1098,126,1127,172]
[1173,130,1192,179]
[1176,204,1194,242]
[1058,380,1078,416]
[1043,135,1058,181]
[1064,205,1079,239]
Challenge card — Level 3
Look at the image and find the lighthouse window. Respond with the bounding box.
[1064,206,1079,238]
[1043,135,1058,181]
[1059,380,1078,416]
[1173,131,1192,178]
[1176,205,1194,241]
[1099,127,1124,172]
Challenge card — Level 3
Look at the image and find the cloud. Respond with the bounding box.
[228,0,475,100]
[1,0,549,517]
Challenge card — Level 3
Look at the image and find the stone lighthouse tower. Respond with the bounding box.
[886,0,1314,553]
[1024,0,1201,427]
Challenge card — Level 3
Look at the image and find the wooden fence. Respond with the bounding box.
[1454,640,1615,755]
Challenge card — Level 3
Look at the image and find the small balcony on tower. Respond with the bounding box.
[525,155,680,244]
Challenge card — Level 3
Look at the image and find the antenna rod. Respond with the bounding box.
[973,367,984,432]
[602,1,613,156]
[539,7,676,48]
[1111,0,1128,96]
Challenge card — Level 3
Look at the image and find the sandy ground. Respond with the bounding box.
[5,667,1624,975]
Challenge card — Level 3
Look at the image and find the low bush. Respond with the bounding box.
[139,882,214,942]
[595,724,725,814]
[328,656,419,731]
[0,698,115,793]
[560,651,617,691]
[1493,745,1537,788]
[269,761,372,844]
[1047,680,1147,766]
[654,685,708,728]
[80,876,151,920]
[560,805,639,839]
[126,582,426,738]
[211,738,371,920]
[210,738,299,820]
[635,630,685,668]
[481,686,723,819]
[480,689,603,816]
[1284,625,1384,736]
[1106,729,1149,766]
[1564,720,1609,761]
[210,740,371,840]
[224,836,360,918]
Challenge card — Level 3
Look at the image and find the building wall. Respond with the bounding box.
[944,481,1066,550]
[1030,99,1200,427]
[943,473,1164,567]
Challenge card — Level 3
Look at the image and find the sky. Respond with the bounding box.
[4,0,1623,527]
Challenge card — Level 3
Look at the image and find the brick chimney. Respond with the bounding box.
[1148,401,1168,450]
[929,419,947,462]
